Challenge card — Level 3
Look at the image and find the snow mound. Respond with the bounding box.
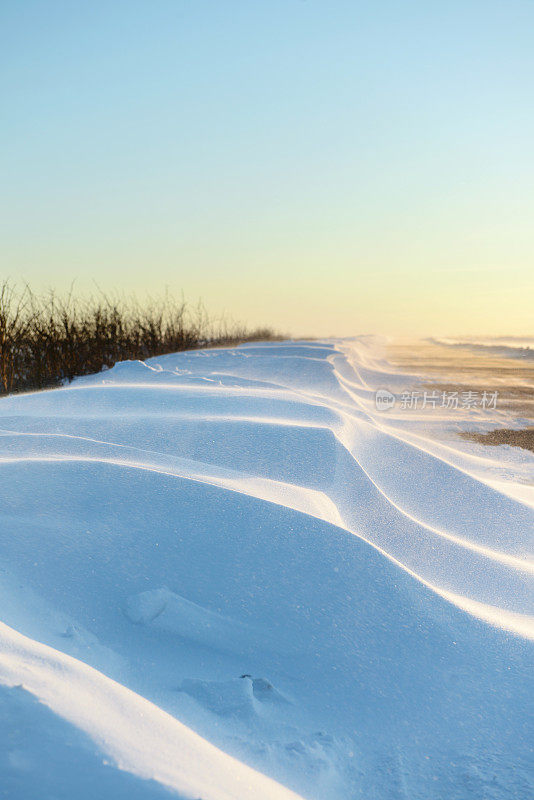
[124,587,262,654]
[0,337,532,799]
[178,675,291,720]
[179,677,258,719]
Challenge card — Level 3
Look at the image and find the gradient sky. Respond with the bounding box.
[2,0,533,337]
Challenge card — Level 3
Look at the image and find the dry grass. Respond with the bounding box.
[459,427,534,454]
[0,282,280,395]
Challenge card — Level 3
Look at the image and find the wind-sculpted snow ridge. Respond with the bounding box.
[0,338,532,799]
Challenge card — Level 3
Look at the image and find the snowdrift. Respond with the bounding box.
[0,339,532,799]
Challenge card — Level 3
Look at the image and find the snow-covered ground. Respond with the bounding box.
[0,338,532,799]
[429,336,534,362]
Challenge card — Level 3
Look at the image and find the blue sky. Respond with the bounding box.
[1,0,533,335]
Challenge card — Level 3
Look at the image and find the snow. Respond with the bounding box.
[428,336,534,361]
[0,338,532,799]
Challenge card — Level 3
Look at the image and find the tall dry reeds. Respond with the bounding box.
[0,282,278,395]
